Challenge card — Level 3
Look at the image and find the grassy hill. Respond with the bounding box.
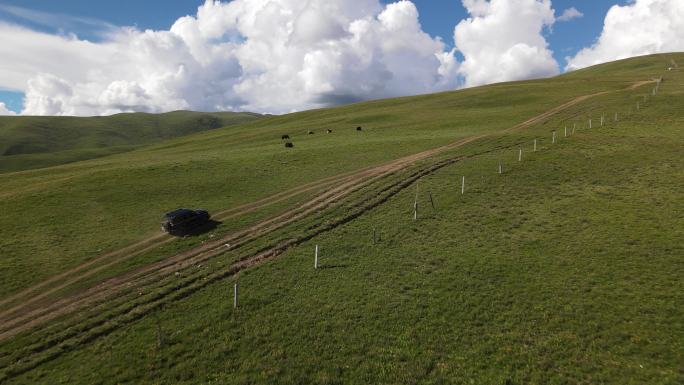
[0,110,263,172]
[0,53,682,384]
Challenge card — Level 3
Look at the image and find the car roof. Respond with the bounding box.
[164,208,195,219]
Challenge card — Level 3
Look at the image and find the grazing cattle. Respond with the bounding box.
[356,126,363,131]
[281,134,290,140]
[327,129,333,133]
[284,142,294,148]
[308,130,314,135]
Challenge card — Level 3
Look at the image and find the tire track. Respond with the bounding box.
[0,155,472,382]
[0,167,360,311]
[0,135,483,338]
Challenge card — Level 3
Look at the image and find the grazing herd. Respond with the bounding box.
[281,126,364,148]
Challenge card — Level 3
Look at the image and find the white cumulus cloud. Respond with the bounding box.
[454,0,560,87]
[566,0,684,71]
[557,7,583,22]
[0,22,110,93]
[4,0,462,116]
[0,102,17,115]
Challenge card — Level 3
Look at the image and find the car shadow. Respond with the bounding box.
[168,219,222,237]
[317,264,349,270]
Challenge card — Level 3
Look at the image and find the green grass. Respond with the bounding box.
[0,110,263,172]
[1,53,683,384]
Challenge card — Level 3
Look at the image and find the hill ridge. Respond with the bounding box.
[0,110,263,172]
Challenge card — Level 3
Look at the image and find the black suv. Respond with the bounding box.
[161,208,210,234]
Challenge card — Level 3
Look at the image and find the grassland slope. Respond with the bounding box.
[0,110,262,172]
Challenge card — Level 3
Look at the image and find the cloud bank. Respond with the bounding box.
[4,0,461,115]
[566,0,684,71]
[0,0,568,116]
[9,0,679,116]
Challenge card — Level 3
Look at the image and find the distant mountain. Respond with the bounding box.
[0,110,263,172]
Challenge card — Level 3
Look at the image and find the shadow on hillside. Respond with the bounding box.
[317,264,349,270]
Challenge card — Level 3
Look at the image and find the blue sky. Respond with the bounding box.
[0,0,647,114]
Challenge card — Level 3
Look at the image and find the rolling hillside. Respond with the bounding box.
[0,53,682,384]
[0,110,263,172]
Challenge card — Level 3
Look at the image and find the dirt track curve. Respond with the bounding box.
[0,168,366,312]
[0,134,484,340]
[0,81,655,343]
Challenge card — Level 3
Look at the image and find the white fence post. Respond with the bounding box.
[552,131,556,144]
[518,148,522,162]
[461,176,465,195]
[314,244,319,269]
[233,282,239,308]
[534,138,537,152]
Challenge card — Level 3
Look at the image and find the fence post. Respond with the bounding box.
[589,119,592,129]
[498,161,503,174]
[413,182,419,220]
[314,244,319,269]
[461,176,465,194]
[564,126,567,137]
[552,131,556,144]
[233,282,239,308]
[518,148,522,162]
[534,138,537,152]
